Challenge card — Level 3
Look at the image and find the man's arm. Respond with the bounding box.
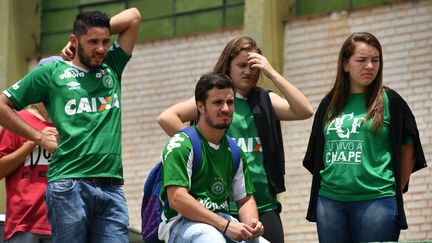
[110,8,141,56]
[236,195,264,239]
[167,186,255,241]
[0,94,57,153]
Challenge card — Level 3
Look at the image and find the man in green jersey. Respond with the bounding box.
[0,8,141,242]
[159,73,269,243]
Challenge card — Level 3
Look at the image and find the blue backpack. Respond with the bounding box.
[141,126,241,243]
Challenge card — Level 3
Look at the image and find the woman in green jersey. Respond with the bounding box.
[303,32,427,243]
[158,36,313,243]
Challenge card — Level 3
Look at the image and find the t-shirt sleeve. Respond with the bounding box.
[161,133,193,190]
[3,66,51,110]
[0,128,19,157]
[231,150,254,201]
[103,41,131,81]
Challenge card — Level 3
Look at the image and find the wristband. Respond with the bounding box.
[223,220,230,234]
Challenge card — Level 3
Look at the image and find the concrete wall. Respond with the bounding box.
[119,1,431,242]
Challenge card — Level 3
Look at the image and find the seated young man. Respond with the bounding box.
[158,73,269,243]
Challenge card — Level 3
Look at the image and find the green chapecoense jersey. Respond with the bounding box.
[320,91,397,201]
[160,127,254,223]
[3,43,130,182]
[227,95,280,213]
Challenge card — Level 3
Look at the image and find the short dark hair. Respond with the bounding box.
[73,11,111,36]
[195,73,234,105]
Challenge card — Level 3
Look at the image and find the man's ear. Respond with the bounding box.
[196,101,205,115]
[70,34,78,50]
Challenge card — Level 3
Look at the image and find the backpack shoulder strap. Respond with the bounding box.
[180,127,240,177]
[180,126,202,174]
[226,135,241,176]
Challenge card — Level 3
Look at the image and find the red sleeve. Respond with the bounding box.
[0,128,23,157]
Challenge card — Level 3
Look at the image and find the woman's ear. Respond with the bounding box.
[343,60,349,72]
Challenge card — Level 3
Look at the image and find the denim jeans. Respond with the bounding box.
[169,212,270,243]
[169,213,270,243]
[6,232,51,243]
[316,195,400,243]
[45,179,129,243]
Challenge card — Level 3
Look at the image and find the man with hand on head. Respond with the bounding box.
[0,7,141,242]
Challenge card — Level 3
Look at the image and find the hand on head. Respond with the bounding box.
[247,52,276,78]
[60,41,75,61]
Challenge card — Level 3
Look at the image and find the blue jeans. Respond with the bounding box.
[316,195,400,243]
[6,232,51,243]
[169,212,270,243]
[45,179,129,243]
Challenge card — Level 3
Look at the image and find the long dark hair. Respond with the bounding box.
[324,32,384,131]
